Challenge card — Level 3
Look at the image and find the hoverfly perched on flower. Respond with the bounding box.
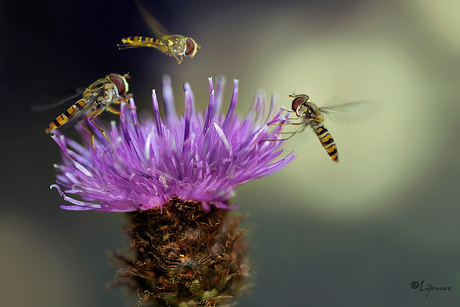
[117,0,200,64]
[34,73,133,148]
[270,94,381,163]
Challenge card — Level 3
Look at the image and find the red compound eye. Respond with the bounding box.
[185,38,197,57]
[291,95,309,112]
[109,74,126,95]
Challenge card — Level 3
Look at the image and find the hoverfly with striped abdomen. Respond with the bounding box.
[117,0,200,64]
[35,73,133,147]
[270,94,381,163]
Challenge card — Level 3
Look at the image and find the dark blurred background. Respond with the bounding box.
[2,0,460,306]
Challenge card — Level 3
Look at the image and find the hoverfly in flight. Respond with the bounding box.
[117,0,200,64]
[271,94,380,163]
[34,73,133,148]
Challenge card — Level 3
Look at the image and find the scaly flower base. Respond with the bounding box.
[112,197,249,307]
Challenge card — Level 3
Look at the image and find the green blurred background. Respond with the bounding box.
[2,0,460,306]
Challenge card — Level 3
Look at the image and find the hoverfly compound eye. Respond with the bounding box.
[291,95,308,112]
[185,38,199,57]
[108,74,127,95]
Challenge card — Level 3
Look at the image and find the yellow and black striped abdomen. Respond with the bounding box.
[119,36,157,48]
[312,124,339,162]
[45,99,86,133]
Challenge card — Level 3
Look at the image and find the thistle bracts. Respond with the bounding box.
[112,198,248,307]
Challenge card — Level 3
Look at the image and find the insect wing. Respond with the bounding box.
[31,88,86,112]
[135,0,170,39]
[320,101,382,124]
[57,94,101,131]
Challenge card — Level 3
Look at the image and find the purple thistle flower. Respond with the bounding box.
[49,75,296,306]
[51,75,295,212]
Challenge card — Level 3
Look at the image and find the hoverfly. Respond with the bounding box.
[117,0,200,64]
[36,73,133,147]
[271,94,380,163]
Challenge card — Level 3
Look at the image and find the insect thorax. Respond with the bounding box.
[297,102,324,125]
[165,35,187,55]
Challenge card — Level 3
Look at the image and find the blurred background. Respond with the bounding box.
[1,0,460,306]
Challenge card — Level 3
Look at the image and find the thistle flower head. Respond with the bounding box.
[51,75,294,212]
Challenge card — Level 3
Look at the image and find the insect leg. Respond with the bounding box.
[260,124,307,143]
[268,119,302,126]
[163,42,182,64]
[88,109,110,147]
[170,47,182,64]
[117,43,136,50]
[113,93,134,108]
[147,39,172,55]
[76,111,98,148]
[105,105,121,115]
[79,121,96,147]
[105,105,139,126]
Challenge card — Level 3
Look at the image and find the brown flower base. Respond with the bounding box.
[111,197,249,307]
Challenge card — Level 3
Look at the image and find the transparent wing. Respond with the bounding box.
[320,101,383,124]
[59,95,101,131]
[135,0,170,38]
[31,88,85,112]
